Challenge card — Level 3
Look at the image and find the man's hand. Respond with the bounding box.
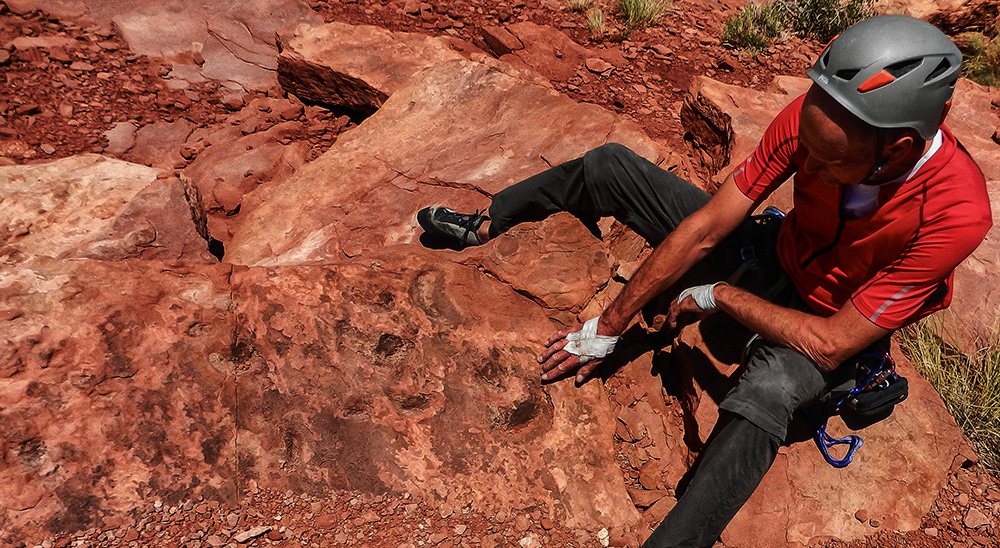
[667,282,723,329]
[538,317,619,385]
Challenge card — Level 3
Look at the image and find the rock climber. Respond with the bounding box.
[416,15,991,548]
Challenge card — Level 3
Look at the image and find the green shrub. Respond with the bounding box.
[722,0,874,52]
[959,32,1000,87]
[786,0,874,43]
[617,0,671,33]
[722,2,787,52]
[899,319,1000,473]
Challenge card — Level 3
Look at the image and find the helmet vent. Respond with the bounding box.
[885,58,922,78]
[925,58,953,83]
[835,69,860,81]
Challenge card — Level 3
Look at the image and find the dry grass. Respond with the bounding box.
[586,7,607,39]
[899,319,1000,474]
[959,32,1000,87]
[567,0,595,13]
[721,1,786,52]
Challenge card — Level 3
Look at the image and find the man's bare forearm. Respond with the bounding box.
[598,176,755,336]
[599,226,711,334]
[713,284,890,372]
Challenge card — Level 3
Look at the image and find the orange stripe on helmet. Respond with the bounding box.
[857,69,896,93]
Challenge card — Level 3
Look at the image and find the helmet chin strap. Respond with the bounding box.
[861,130,889,186]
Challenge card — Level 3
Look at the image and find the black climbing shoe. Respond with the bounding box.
[417,206,487,248]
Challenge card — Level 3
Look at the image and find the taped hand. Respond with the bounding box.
[563,317,619,364]
[539,316,620,384]
[668,282,724,329]
[676,282,723,311]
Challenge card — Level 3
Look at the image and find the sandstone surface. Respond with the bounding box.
[4,0,322,90]
[0,154,213,263]
[3,8,1000,548]
[230,247,640,531]
[0,258,237,541]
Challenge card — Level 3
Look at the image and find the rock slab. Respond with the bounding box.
[0,154,214,264]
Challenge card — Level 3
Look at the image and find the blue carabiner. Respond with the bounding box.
[816,424,864,468]
[813,352,887,467]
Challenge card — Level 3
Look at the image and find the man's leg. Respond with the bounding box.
[642,414,779,548]
[419,143,713,248]
[489,143,711,245]
[642,342,855,548]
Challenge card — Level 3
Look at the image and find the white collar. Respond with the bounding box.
[886,129,943,185]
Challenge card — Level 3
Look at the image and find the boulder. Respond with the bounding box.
[127,119,196,170]
[232,40,664,324]
[0,258,237,543]
[4,0,323,90]
[0,154,214,264]
[181,119,311,244]
[276,22,494,113]
[874,0,1000,33]
[491,22,606,83]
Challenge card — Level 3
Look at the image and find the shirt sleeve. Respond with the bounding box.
[733,94,804,201]
[851,186,993,330]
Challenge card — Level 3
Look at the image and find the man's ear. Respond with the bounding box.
[884,130,921,164]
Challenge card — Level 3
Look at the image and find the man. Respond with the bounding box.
[417,15,992,548]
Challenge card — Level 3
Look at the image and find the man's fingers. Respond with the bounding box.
[575,361,600,384]
[540,350,580,381]
[537,338,568,363]
[544,329,574,347]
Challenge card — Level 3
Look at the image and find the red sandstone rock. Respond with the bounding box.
[0,258,236,543]
[480,25,523,56]
[873,0,1000,33]
[127,119,195,169]
[0,154,214,263]
[228,247,642,532]
[181,119,310,243]
[276,22,491,113]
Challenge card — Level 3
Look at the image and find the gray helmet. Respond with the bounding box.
[807,15,962,140]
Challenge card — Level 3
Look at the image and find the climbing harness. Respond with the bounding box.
[732,204,909,468]
[814,350,909,468]
[728,205,790,300]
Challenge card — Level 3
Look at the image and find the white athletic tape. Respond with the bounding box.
[563,316,619,365]
[677,282,722,311]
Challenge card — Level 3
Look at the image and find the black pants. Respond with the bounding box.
[489,143,853,548]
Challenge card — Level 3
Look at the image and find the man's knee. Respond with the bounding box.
[582,142,650,196]
[721,345,828,439]
[586,142,638,166]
